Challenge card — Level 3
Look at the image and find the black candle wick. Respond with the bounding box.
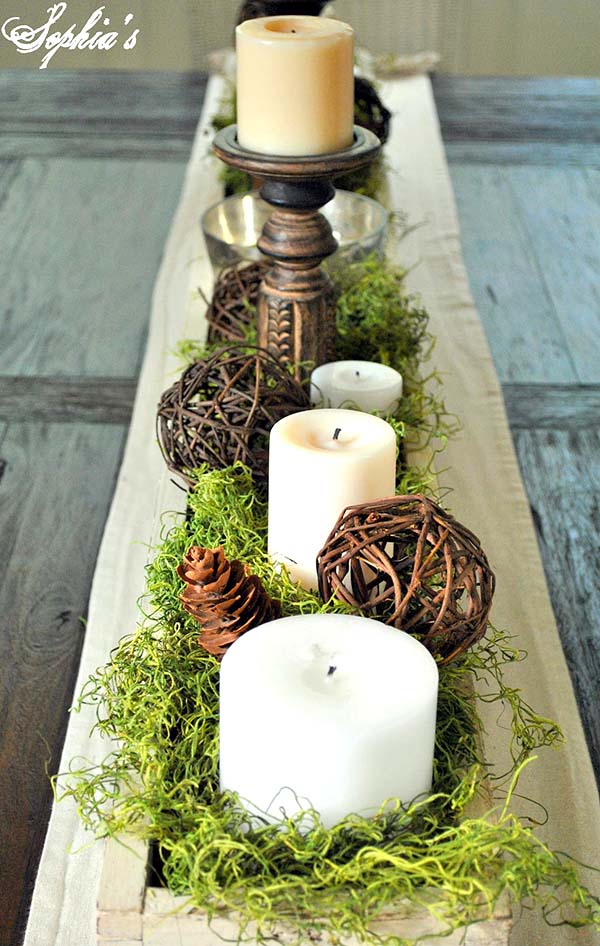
[327,665,337,676]
[355,370,360,377]
[333,427,342,441]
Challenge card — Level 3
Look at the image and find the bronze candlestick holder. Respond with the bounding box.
[213,125,381,379]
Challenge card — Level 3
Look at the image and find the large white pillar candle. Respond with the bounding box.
[220,613,439,828]
[310,360,403,413]
[236,16,354,156]
[268,409,396,589]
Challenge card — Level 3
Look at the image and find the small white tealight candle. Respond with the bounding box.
[236,16,354,156]
[220,613,439,828]
[310,360,403,413]
[268,409,396,589]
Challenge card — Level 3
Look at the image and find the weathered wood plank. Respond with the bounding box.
[448,165,577,383]
[0,70,208,159]
[502,384,600,429]
[0,157,185,378]
[431,75,600,144]
[0,377,137,423]
[0,421,127,946]
[0,134,203,162]
[504,166,600,384]
[443,141,600,168]
[512,427,600,785]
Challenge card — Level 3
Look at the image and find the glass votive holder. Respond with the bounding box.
[201,189,388,275]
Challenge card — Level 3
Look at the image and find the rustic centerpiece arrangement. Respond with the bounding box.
[63,7,600,946]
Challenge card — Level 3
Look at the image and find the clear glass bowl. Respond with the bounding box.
[201,190,388,274]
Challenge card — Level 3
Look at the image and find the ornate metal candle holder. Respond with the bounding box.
[213,125,381,378]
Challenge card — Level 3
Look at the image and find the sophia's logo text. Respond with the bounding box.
[1,3,140,69]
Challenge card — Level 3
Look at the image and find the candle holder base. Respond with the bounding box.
[213,125,381,378]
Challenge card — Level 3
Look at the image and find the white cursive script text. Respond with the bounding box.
[1,3,140,69]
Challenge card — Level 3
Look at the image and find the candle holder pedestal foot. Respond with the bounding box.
[213,125,380,379]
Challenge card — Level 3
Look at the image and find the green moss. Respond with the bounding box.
[334,256,428,369]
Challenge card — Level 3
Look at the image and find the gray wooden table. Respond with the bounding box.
[0,70,598,946]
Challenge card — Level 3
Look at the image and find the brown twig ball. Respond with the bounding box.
[156,344,310,490]
[206,261,268,345]
[317,495,495,664]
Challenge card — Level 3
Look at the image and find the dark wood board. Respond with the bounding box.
[503,384,600,429]
[0,377,137,424]
[512,427,600,784]
[0,421,127,946]
[431,75,600,145]
[0,70,208,160]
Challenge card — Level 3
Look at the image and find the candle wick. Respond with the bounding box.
[327,665,337,676]
[333,428,342,441]
[355,370,360,377]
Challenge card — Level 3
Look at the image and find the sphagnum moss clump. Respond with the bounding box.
[61,464,600,944]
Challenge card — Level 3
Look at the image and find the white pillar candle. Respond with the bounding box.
[220,613,439,828]
[236,16,354,156]
[268,409,396,589]
[310,360,403,413]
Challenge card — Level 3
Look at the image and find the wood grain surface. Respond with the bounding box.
[503,384,600,429]
[0,377,136,423]
[0,70,599,946]
[0,70,208,159]
[0,157,185,378]
[512,427,600,780]
[432,74,600,167]
[0,421,127,942]
[448,165,577,383]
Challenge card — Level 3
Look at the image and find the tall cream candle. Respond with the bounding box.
[268,409,397,589]
[236,16,354,156]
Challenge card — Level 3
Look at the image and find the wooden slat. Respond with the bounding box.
[512,427,600,784]
[0,70,207,159]
[0,157,185,378]
[0,377,137,423]
[504,166,600,384]
[448,165,577,383]
[444,141,600,168]
[503,384,600,429]
[431,75,600,144]
[0,421,128,946]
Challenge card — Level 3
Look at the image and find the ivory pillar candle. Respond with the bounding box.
[310,360,403,413]
[236,16,354,156]
[268,409,396,589]
[220,613,439,828]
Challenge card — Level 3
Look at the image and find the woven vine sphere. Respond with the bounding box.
[317,495,495,664]
[206,261,268,345]
[156,345,310,489]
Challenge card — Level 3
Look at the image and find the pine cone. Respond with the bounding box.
[178,546,281,658]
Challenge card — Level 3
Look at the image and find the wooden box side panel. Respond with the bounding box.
[97,836,510,946]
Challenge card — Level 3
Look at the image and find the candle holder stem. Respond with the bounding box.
[214,126,380,380]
